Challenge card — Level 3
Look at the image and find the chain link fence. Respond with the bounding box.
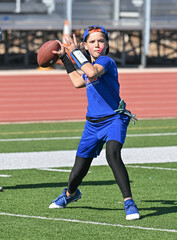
[0,0,144,21]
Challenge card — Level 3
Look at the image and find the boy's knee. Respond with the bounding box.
[106,140,122,162]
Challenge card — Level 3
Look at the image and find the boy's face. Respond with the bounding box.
[84,32,108,60]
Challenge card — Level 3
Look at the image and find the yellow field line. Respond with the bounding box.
[0,126,177,135]
[0,129,83,135]
[129,126,177,130]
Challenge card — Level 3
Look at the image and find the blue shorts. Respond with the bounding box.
[76,113,130,159]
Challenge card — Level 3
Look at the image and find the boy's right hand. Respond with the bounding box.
[52,40,65,58]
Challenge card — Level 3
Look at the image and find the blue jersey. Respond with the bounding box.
[82,56,121,119]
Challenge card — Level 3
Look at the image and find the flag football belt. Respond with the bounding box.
[114,99,138,124]
[87,100,137,124]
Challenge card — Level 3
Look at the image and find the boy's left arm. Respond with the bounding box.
[64,34,105,79]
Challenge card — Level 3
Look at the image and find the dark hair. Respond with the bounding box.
[88,26,101,31]
[85,26,107,42]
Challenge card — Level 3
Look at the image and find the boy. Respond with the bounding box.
[49,25,140,220]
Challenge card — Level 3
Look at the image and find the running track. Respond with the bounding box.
[0,69,177,122]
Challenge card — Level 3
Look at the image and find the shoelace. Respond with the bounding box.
[52,194,67,205]
[124,203,137,212]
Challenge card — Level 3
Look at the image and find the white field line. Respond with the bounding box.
[37,168,91,173]
[0,175,11,177]
[37,168,72,172]
[0,132,177,142]
[127,165,177,171]
[0,212,176,233]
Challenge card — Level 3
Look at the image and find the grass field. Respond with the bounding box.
[0,118,177,239]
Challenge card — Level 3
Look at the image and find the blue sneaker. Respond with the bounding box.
[124,199,140,220]
[49,188,82,209]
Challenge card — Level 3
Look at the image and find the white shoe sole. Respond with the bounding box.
[49,193,82,209]
[49,202,64,209]
[126,213,140,220]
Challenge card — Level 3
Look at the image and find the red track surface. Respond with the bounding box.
[0,70,177,122]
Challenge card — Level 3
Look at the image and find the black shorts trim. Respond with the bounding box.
[86,113,117,123]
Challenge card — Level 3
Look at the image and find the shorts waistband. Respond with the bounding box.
[86,113,117,123]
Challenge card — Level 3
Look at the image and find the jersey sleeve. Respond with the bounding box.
[95,56,115,73]
[82,56,117,79]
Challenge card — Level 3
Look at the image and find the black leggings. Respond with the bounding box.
[106,140,132,198]
[67,156,93,194]
[67,140,132,199]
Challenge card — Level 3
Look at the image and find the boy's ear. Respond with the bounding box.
[84,42,88,50]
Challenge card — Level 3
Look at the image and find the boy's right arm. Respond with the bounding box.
[52,40,86,88]
[68,71,86,88]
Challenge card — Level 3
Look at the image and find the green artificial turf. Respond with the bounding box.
[0,119,177,239]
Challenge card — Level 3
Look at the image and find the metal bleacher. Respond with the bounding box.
[1,0,176,31]
[0,2,16,14]
[151,0,177,21]
[71,0,143,31]
[72,1,113,21]
[0,0,177,67]
[0,0,48,14]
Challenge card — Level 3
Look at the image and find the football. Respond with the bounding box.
[37,40,60,68]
